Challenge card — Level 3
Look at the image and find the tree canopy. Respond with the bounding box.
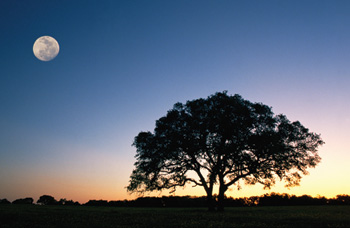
[127,92,324,211]
[37,195,57,205]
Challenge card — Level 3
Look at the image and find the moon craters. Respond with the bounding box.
[33,36,60,61]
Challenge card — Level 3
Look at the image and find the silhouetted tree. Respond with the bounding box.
[58,198,80,206]
[259,193,291,206]
[84,200,109,207]
[37,195,57,205]
[127,92,324,211]
[0,199,11,204]
[58,198,67,205]
[334,194,350,205]
[12,197,33,204]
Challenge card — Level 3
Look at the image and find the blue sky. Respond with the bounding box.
[1,0,350,202]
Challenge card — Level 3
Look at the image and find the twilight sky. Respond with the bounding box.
[1,0,349,203]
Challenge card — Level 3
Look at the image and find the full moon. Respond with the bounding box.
[33,36,60,61]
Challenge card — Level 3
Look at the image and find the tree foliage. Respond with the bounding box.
[127,92,324,210]
[37,195,57,205]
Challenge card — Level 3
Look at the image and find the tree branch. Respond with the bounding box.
[185,178,204,187]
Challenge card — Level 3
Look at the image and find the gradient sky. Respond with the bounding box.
[1,0,349,203]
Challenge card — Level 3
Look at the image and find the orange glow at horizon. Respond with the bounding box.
[2,140,348,204]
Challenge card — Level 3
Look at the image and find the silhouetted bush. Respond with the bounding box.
[12,197,33,204]
[225,197,251,207]
[65,199,80,206]
[0,199,11,204]
[108,200,128,207]
[258,193,291,206]
[133,197,163,207]
[160,196,208,207]
[57,198,80,206]
[84,200,109,207]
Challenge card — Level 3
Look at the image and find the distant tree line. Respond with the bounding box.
[1,193,350,207]
[0,195,80,206]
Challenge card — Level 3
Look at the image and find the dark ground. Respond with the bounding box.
[0,204,349,228]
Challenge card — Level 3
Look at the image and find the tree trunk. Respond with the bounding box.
[217,185,227,211]
[207,193,216,211]
[217,194,224,211]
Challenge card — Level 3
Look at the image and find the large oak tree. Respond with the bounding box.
[127,92,324,211]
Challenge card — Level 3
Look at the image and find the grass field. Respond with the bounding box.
[0,205,349,228]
